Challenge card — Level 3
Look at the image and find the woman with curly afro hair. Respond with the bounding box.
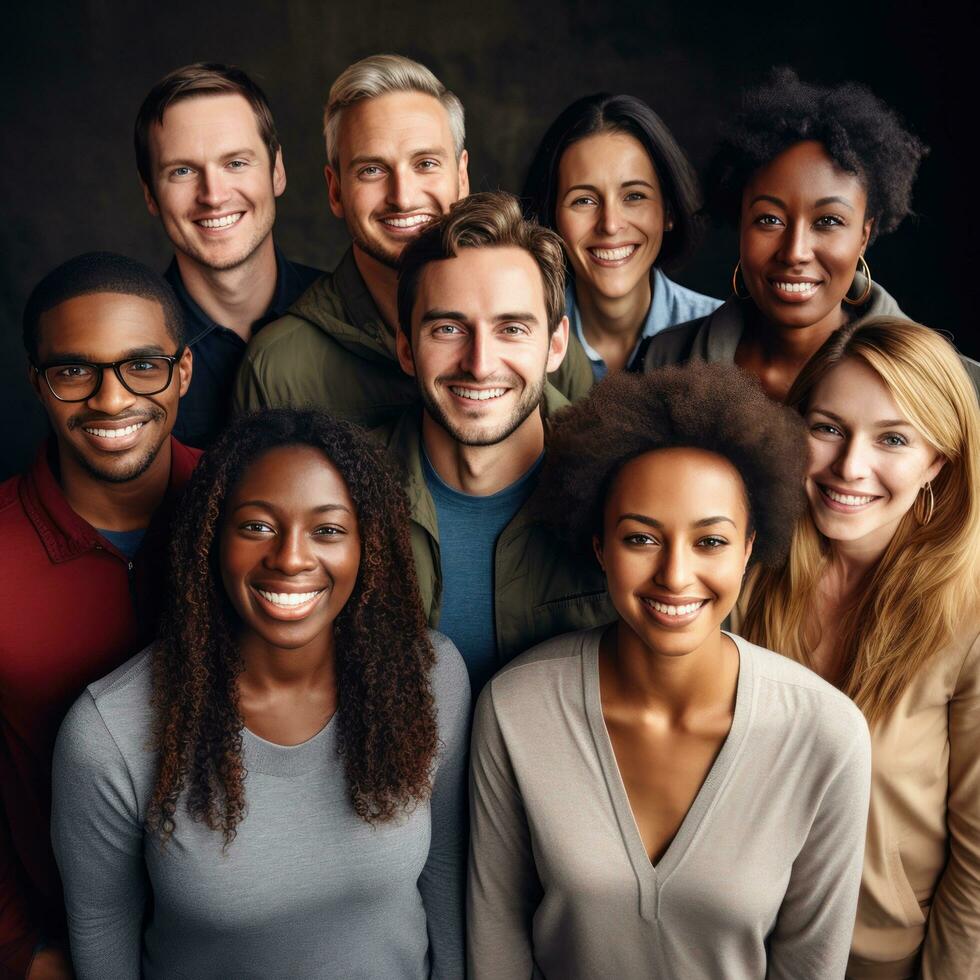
[641,69,979,400]
[468,362,872,979]
[51,409,469,980]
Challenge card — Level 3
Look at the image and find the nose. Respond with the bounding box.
[776,218,813,267]
[459,329,496,381]
[654,542,694,595]
[266,526,317,576]
[197,166,231,209]
[831,435,873,483]
[85,367,137,416]
[387,165,418,213]
[597,199,624,237]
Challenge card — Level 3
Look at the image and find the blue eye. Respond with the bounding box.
[881,433,909,448]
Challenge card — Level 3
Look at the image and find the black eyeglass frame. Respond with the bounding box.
[32,347,186,403]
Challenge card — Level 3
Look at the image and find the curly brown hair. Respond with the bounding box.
[147,409,438,845]
[537,363,808,566]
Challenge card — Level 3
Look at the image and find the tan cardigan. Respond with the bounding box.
[733,604,980,978]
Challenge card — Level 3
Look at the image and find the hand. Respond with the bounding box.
[26,946,74,980]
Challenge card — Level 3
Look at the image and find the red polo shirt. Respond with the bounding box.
[0,437,200,977]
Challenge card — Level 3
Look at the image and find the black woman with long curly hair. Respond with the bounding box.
[51,409,469,979]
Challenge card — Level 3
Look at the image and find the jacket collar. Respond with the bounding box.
[20,436,199,564]
[332,248,395,357]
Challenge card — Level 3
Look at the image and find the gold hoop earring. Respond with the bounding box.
[843,254,873,307]
[914,481,935,526]
[731,261,750,299]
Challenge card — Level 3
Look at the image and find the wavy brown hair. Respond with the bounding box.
[147,409,438,844]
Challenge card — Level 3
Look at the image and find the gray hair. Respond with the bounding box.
[323,54,466,172]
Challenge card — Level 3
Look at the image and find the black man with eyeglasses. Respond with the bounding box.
[0,251,199,980]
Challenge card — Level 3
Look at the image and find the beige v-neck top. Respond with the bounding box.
[468,628,872,979]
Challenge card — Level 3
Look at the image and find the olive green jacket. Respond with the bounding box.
[233,248,595,424]
[376,388,615,669]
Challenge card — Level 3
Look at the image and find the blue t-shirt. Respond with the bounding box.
[96,527,146,559]
[422,449,543,691]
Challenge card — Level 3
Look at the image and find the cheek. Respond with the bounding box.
[806,438,837,476]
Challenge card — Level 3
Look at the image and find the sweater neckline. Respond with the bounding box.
[243,713,338,776]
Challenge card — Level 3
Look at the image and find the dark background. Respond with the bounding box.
[2,0,975,479]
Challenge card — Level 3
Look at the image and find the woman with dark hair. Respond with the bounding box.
[51,410,469,979]
[639,70,980,401]
[739,317,980,978]
[523,93,721,389]
[468,364,872,979]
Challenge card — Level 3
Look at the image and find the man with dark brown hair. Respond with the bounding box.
[383,191,612,691]
[136,62,321,448]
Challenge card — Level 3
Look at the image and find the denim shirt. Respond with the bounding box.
[568,267,722,380]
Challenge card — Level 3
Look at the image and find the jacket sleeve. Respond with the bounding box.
[50,692,145,980]
[547,333,594,404]
[921,630,980,980]
[767,709,872,980]
[0,800,40,979]
[231,346,271,417]
[467,683,542,979]
[417,635,470,980]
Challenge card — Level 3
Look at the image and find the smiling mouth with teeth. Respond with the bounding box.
[449,386,507,401]
[197,213,244,229]
[255,588,323,608]
[643,598,708,617]
[771,280,820,295]
[83,422,146,439]
[381,214,432,229]
[589,244,638,262]
[820,485,879,507]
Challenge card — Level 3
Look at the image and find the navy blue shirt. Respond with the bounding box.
[423,449,543,691]
[166,247,322,448]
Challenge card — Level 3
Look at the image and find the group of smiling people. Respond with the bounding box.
[3,51,980,980]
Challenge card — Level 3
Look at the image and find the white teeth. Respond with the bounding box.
[646,599,706,616]
[198,213,243,229]
[256,589,321,607]
[382,214,431,228]
[590,245,637,261]
[450,386,507,401]
[83,422,145,439]
[823,487,876,506]
[773,281,818,294]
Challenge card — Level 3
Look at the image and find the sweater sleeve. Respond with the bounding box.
[767,708,872,980]
[921,630,980,980]
[50,691,145,980]
[418,634,470,980]
[467,682,543,979]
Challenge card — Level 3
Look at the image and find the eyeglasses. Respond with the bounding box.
[34,348,185,402]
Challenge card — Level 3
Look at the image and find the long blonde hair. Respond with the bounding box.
[741,316,980,726]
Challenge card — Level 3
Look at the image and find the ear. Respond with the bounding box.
[592,533,606,572]
[272,148,286,198]
[546,315,570,373]
[860,216,874,251]
[742,531,755,575]
[457,149,470,199]
[395,325,417,378]
[142,179,160,218]
[28,363,43,400]
[925,455,946,485]
[325,165,344,219]
[176,345,193,398]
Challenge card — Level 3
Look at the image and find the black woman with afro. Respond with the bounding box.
[468,362,872,979]
[51,409,469,980]
[640,69,978,400]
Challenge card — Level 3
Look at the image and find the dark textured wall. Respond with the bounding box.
[2,0,975,478]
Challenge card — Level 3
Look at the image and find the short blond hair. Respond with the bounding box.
[323,54,465,172]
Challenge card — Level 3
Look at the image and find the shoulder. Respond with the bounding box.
[0,470,25,522]
[427,629,471,707]
[245,308,337,358]
[487,627,596,707]
[656,270,724,321]
[639,317,706,368]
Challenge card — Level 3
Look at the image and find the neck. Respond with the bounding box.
[750,303,849,367]
[575,276,652,343]
[602,620,738,718]
[825,532,890,595]
[175,234,278,341]
[353,245,399,333]
[58,438,173,532]
[238,627,337,694]
[421,409,544,495]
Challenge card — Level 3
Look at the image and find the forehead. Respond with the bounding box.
[150,93,266,162]
[607,447,749,523]
[744,139,867,206]
[338,90,454,163]
[559,130,658,186]
[37,292,170,358]
[414,246,547,320]
[230,444,355,510]
[810,358,903,422]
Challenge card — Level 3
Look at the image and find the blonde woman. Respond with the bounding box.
[740,315,980,979]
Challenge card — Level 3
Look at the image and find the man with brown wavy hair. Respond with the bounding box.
[383,191,613,691]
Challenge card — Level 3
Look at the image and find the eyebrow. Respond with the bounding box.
[748,193,855,211]
[232,501,354,515]
[419,309,540,325]
[348,147,448,169]
[615,513,737,529]
[810,407,911,427]
[157,148,256,171]
[43,345,170,362]
[565,179,657,195]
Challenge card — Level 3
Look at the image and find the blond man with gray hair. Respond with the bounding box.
[234,54,592,425]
